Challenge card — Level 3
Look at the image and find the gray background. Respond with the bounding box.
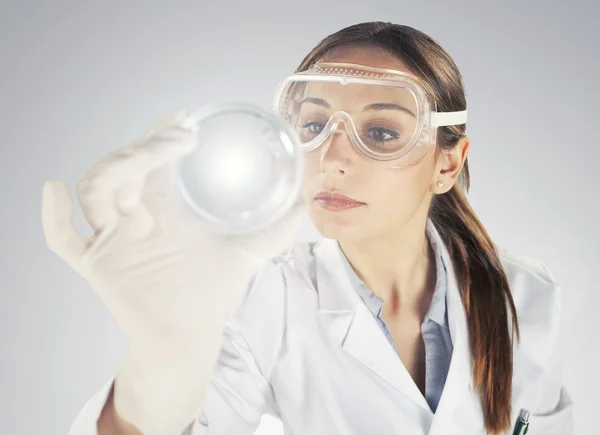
[1,0,597,434]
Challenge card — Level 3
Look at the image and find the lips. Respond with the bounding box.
[313,191,363,203]
[313,191,366,212]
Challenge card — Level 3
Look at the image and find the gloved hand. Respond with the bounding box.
[41,110,307,435]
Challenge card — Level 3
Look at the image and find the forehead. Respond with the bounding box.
[320,44,411,74]
[302,81,417,111]
[299,45,417,110]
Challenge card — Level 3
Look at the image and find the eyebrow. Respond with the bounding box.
[364,103,416,118]
[300,98,416,118]
[300,97,330,108]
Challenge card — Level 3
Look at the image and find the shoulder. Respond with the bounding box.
[496,246,563,368]
[496,247,571,412]
[497,246,557,287]
[496,246,561,315]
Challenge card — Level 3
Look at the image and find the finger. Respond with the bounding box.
[118,109,192,154]
[143,109,191,138]
[114,176,155,239]
[77,109,193,231]
[115,175,145,215]
[116,127,197,213]
[77,126,198,231]
[113,109,197,215]
[41,181,88,273]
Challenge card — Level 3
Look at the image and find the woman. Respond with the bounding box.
[43,22,574,435]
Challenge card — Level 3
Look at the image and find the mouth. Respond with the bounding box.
[313,191,366,212]
[314,191,362,202]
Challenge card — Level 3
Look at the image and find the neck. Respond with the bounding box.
[339,217,437,319]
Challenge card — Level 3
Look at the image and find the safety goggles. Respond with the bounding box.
[273,62,467,168]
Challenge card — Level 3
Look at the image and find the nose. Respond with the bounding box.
[319,124,355,176]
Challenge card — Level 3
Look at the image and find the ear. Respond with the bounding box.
[432,136,470,194]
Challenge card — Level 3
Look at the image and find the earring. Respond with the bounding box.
[436,181,444,188]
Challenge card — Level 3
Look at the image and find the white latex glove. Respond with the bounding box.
[41,110,306,435]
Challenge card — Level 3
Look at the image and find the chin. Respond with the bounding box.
[309,204,367,241]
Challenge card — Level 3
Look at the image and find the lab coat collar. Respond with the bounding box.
[314,218,477,430]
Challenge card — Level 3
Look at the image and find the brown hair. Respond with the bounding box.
[296,22,520,434]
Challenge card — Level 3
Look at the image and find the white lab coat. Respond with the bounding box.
[69,224,574,435]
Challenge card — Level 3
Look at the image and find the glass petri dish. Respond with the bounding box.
[174,102,303,235]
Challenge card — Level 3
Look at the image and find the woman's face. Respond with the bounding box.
[300,45,468,242]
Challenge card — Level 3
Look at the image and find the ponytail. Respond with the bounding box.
[430,173,520,433]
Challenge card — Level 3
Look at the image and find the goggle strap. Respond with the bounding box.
[431,110,468,128]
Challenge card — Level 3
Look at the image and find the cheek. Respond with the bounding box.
[302,152,319,174]
[366,165,435,222]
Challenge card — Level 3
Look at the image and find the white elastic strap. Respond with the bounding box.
[432,110,467,127]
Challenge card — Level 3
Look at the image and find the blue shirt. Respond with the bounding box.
[336,219,454,413]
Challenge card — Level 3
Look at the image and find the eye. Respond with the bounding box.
[300,121,326,135]
[367,127,400,143]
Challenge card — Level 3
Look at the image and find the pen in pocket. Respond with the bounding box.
[512,409,530,435]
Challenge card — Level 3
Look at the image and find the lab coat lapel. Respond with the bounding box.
[315,238,432,414]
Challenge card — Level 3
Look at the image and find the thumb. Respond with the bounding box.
[41,180,88,273]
